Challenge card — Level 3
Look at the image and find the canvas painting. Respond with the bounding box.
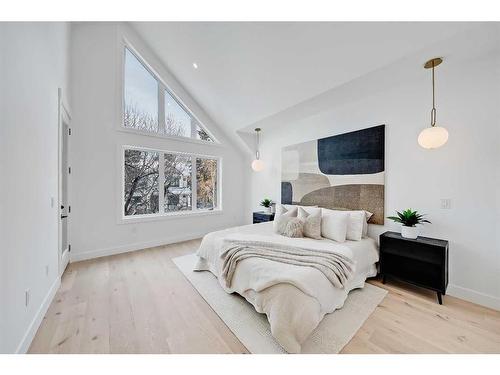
[281,125,385,224]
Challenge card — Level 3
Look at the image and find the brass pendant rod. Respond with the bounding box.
[424,57,442,127]
[431,63,436,127]
[255,128,261,160]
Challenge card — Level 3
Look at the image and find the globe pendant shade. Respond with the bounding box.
[418,126,449,149]
[251,159,265,172]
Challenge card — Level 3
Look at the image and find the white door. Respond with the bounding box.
[59,90,71,275]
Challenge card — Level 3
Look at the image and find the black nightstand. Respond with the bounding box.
[379,231,449,304]
[253,211,275,224]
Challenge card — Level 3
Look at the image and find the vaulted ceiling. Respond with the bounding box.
[131,22,475,138]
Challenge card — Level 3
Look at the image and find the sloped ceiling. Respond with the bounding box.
[130,22,476,141]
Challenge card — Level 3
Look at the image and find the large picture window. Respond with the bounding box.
[123,46,215,143]
[196,158,218,210]
[164,153,192,212]
[123,147,220,218]
[124,149,159,216]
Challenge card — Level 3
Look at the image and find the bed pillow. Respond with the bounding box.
[363,211,373,238]
[283,204,318,215]
[345,211,365,241]
[320,210,349,243]
[273,205,298,232]
[277,217,304,238]
[275,204,290,218]
[297,207,322,239]
[322,208,370,241]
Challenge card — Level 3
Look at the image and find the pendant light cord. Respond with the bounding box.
[255,129,260,160]
[431,63,437,127]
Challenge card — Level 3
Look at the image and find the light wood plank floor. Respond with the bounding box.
[29,239,500,354]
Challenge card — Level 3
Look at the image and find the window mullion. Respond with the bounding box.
[191,119,196,139]
[191,155,197,212]
[158,83,165,135]
[159,152,165,214]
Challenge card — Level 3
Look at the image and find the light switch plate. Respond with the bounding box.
[441,198,452,209]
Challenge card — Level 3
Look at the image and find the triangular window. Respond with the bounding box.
[123,47,216,143]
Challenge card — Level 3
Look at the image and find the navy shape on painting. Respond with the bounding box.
[281,182,293,204]
[317,125,385,175]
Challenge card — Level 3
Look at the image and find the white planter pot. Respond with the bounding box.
[401,225,419,239]
[264,207,271,214]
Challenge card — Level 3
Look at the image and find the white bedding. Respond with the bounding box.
[195,221,379,353]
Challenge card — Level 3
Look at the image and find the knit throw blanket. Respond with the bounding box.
[220,239,355,289]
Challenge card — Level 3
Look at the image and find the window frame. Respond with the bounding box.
[118,39,220,146]
[119,145,223,224]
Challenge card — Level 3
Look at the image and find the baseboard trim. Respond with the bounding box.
[69,230,213,263]
[448,284,500,311]
[15,276,61,354]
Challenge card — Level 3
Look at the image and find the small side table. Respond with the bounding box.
[253,211,275,224]
[379,231,449,304]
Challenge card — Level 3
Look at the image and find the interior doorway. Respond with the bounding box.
[58,88,71,276]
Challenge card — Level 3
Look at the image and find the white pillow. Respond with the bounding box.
[283,204,318,215]
[273,205,298,232]
[297,207,322,239]
[275,204,289,217]
[363,211,373,238]
[345,211,365,241]
[321,211,349,243]
[322,208,371,241]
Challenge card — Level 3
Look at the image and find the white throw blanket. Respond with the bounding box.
[220,239,355,289]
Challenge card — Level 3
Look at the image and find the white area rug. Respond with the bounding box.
[173,253,387,354]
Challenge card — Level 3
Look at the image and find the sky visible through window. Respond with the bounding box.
[124,48,158,130]
[165,90,191,138]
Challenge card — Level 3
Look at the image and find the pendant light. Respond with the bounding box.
[418,57,449,149]
[251,128,264,172]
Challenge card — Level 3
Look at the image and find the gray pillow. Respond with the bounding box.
[273,205,298,232]
[297,207,322,239]
[277,217,304,238]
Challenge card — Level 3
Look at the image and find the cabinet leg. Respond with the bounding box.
[382,274,386,284]
[437,292,443,305]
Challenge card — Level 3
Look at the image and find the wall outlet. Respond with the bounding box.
[25,289,30,307]
[50,197,55,208]
[45,265,49,277]
[440,198,452,209]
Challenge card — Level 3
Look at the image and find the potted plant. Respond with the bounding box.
[260,198,273,214]
[387,209,431,239]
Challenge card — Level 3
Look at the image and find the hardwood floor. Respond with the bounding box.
[29,239,500,354]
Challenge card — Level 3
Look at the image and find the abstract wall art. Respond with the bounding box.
[281,125,385,224]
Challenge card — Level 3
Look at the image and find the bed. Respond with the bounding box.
[194,220,379,353]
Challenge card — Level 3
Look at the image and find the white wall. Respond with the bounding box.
[0,22,70,353]
[69,23,249,262]
[249,26,500,309]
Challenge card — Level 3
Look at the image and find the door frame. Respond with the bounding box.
[58,88,72,276]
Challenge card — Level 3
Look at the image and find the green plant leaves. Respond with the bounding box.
[387,208,431,226]
[260,198,272,208]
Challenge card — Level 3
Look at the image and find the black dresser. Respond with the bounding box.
[379,231,449,304]
[253,211,275,224]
